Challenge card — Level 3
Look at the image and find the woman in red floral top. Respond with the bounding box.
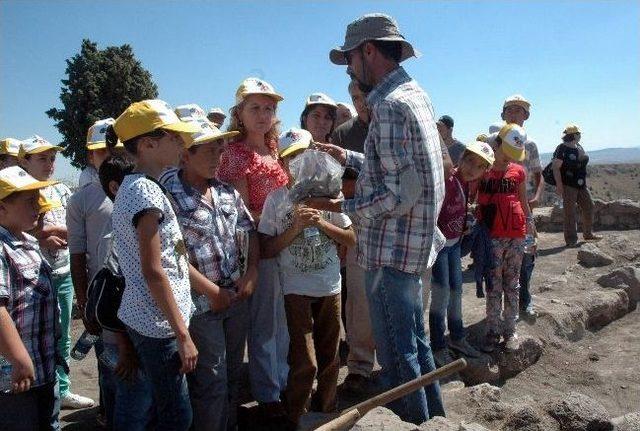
[218,78,288,222]
[217,77,290,422]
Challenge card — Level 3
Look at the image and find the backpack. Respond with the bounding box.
[84,241,126,333]
[542,162,556,186]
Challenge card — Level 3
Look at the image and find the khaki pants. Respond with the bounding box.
[284,293,341,424]
[345,247,376,377]
[563,185,594,245]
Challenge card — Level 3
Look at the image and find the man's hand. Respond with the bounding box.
[177,335,198,374]
[235,266,258,301]
[10,352,35,393]
[304,197,344,213]
[311,142,347,165]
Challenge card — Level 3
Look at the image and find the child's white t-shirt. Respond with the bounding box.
[112,174,194,338]
[258,186,351,297]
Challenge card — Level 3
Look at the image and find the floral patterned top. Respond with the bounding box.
[217,140,288,213]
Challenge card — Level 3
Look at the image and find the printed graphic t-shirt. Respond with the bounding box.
[258,186,351,297]
[477,163,526,239]
[553,143,589,189]
[112,174,194,338]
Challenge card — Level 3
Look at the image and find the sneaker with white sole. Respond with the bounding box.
[449,338,482,358]
[61,392,95,409]
[433,348,454,367]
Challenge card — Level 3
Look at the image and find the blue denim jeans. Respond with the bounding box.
[429,242,465,350]
[519,252,535,310]
[248,259,289,403]
[365,267,445,424]
[127,327,192,431]
[99,341,154,431]
[0,380,60,430]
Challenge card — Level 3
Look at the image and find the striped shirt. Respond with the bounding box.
[160,168,255,315]
[0,226,57,387]
[341,67,446,274]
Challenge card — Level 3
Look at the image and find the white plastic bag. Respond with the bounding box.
[287,149,344,203]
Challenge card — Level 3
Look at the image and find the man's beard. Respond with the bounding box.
[348,71,374,94]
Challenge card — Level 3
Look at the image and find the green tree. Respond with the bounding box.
[47,39,158,168]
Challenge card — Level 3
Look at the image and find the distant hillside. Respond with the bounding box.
[540,146,640,166]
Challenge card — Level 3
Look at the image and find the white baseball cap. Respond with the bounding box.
[278,127,312,158]
[175,104,239,147]
[0,166,57,200]
[305,92,338,109]
[503,94,531,113]
[87,118,122,150]
[0,138,21,157]
[18,135,63,159]
[464,141,495,166]
[235,78,283,106]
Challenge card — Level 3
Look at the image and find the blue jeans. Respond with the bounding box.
[519,252,535,310]
[365,267,445,424]
[98,341,154,431]
[429,243,465,350]
[127,327,192,431]
[248,259,289,403]
[0,380,60,430]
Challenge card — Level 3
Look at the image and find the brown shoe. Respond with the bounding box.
[583,234,602,241]
[259,401,287,420]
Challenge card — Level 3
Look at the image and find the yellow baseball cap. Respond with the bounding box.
[174,104,240,147]
[235,78,283,106]
[0,138,21,157]
[87,118,123,150]
[113,99,200,143]
[18,135,63,159]
[498,123,527,162]
[503,94,531,113]
[0,166,58,200]
[563,124,581,135]
[278,128,312,158]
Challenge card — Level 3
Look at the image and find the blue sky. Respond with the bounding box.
[1,0,638,182]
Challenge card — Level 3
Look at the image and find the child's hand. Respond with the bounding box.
[11,353,35,393]
[209,287,236,313]
[292,205,319,230]
[40,235,67,251]
[41,225,68,241]
[177,335,198,374]
[235,266,258,301]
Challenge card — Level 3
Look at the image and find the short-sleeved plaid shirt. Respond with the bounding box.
[342,67,446,275]
[0,226,57,387]
[160,168,255,315]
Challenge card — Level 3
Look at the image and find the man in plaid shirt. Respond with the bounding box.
[160,109,259,431]
[309,14,448,424]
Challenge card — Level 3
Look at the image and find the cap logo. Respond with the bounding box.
[18,170,26,177]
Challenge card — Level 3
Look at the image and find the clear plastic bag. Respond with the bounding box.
[288,149,344,203]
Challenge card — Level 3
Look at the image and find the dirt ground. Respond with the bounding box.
[60,229,640,429]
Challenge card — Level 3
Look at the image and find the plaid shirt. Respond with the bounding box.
[342,67,446,274]
[160,168,254,315]
[0,226,58,387]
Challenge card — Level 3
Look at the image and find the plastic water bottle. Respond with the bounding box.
[304,227,321,246]
[71,331,99,361]
[0,355,12,393]
[524,234,536,254]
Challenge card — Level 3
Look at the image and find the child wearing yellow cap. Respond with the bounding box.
[0,166,60,429]
[109,99,231,430]
[18,135,95,409]
[476,124,533,353]
[0,138,21,170]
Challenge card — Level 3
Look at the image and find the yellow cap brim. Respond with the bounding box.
[191,131,240,147]
[0,179,58,201]
[279,143,309,158]
[19,145,63,159]
[502,145,526,162]
[38,193,62,213]
[161,121,203,136]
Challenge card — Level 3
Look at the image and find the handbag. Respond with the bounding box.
[542,162,556,186]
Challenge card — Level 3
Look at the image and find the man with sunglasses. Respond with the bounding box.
[307,13,448,424]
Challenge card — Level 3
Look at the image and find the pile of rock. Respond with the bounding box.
[534,199,640,233]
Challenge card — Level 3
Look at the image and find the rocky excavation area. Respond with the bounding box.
[61,201,640,430]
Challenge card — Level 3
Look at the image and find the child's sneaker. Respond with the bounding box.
[449,337,482,358]
[61,392,95,409]
[480,332,500,353]
[433,348,455,367]
[504,333,520,351]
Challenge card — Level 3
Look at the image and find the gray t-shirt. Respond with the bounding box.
[258,186,351,297]
[66,182,114,280]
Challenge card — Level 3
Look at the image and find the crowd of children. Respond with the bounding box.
[0,64,595,430]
